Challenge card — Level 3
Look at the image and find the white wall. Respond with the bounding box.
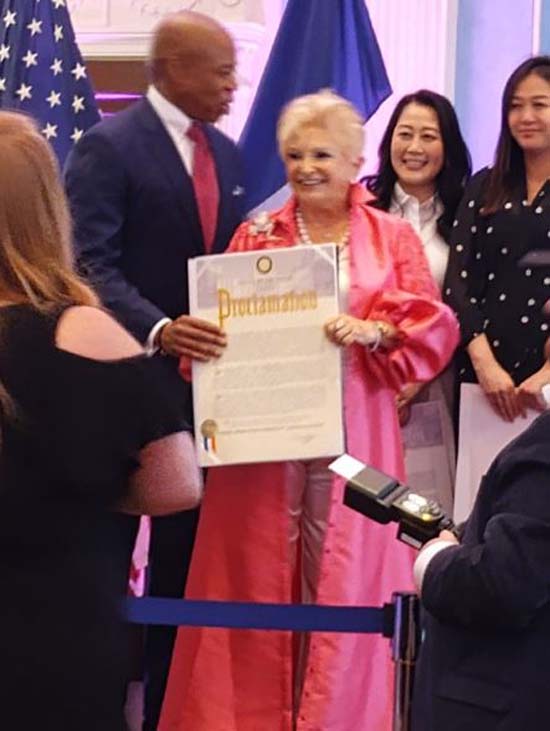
[71,0,458,166]
[365,0,458,172]
[71,0,282,141]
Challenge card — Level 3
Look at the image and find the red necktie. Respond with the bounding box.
[187,122,220,253]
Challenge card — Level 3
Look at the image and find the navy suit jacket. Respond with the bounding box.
[64,98,245,343]
[412,411,550,731]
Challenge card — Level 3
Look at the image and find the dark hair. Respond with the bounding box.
[364,90,471,241]
[483,55,550,214]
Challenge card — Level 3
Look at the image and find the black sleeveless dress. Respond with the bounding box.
[0,305,191,730]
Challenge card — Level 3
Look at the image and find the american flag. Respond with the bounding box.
[0,0,100,165]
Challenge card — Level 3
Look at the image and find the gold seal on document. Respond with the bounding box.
[256,255,273,274]
[200,419,218,439]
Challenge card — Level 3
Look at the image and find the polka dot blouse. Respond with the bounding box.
[443,167,550,383]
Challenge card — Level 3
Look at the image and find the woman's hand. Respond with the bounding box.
[396,382,424,426]
[324,315,398,349]
[468,334,523,421]
[474,358,523,421]
[324,314,378,347]
[516,362,550,412]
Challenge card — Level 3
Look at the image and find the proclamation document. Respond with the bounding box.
[189,245,345,467]
[453,383,539,523]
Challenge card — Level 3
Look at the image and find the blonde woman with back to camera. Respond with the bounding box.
[160,90,459,731]
[0,111,202,731]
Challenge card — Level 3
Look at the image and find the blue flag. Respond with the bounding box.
[239,0,392,212]
[0,0,100,165]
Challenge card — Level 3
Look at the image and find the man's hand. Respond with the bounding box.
[159,315,226,360]
[420,528,459,554]
[437,529,459,544]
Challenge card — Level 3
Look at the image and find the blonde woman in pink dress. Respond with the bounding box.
[160,90,459,731]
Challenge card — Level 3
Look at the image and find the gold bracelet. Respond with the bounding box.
[375,320,392,340]
[368,321,391,352]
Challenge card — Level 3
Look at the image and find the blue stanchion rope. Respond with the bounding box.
[124,597,393,635]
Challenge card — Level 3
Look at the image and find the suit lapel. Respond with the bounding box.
[136,99,203,248]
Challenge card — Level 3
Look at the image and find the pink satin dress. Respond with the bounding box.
[160,184,460,731]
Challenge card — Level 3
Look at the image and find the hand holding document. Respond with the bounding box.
[188,244,345,466]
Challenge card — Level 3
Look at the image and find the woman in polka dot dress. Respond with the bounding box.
[444,55,550,422]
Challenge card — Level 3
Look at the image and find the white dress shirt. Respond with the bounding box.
[389,183,448,289]
[146,84,195,175]
[413,540,457,593]
[144,85,198,352]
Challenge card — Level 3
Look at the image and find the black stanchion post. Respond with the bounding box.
[391,591,421,731]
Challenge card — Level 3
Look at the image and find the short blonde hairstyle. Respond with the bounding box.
[0,111,97,310]
[277,89,365,161]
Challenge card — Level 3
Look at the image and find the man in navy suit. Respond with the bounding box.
[412,404,550,730]
[65,11,244,730]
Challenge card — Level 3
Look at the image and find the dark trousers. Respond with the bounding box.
[143,508,199,731]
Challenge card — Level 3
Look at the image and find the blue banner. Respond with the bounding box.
[239,0,392,211]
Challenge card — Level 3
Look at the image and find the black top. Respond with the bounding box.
[443,168,550,383]
[0,304,190,730]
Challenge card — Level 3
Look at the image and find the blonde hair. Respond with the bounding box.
[0,111,98,309]
[277,89,365,161]
[0,112,99,437]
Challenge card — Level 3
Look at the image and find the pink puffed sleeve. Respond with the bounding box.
[367,222,460,389]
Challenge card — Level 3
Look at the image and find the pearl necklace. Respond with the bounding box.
[295,207,350,248]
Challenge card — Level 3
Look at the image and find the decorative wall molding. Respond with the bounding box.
[72,0,283,140]
[126,1,262,22]
[70,0,267,37]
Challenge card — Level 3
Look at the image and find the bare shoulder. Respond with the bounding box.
[56,306,143,361]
